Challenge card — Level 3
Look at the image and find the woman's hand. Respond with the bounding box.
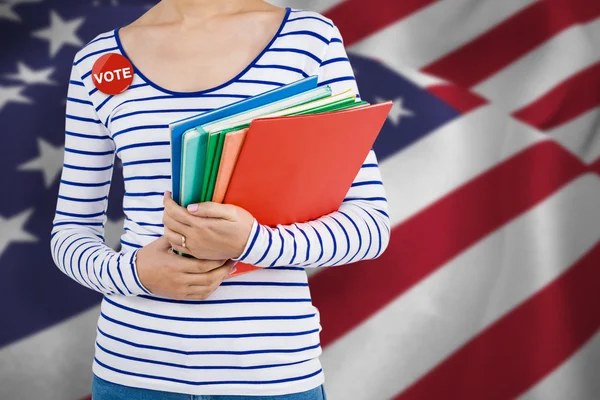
[136,236,235,300]
[162,192,254,261]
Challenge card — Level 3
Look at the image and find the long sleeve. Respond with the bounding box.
[233,24,391,268]
[50,60,150,296]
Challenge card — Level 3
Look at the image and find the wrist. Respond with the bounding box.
[232,219,260,262]
[132,248,152,295]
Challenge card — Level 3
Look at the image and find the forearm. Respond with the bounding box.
[234,150,390,268]
[50,227,149,296]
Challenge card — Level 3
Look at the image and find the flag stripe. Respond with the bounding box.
[592,158,600,175]
[422,0,600,88]
[547,107,600,163]
[311,141,586,348]
[349,0,537,71]
[519,329,600,400]
[396,239,600,400]
[426,84,488,114]
[514,61,600,130]
[324,0,437,46]
[474,17,600,112]
[378,106,542,226]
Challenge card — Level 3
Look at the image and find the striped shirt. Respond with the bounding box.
[50,8,390,396]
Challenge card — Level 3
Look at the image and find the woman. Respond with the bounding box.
[51,0,390,399]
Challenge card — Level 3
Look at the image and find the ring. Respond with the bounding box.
[181,234,186,248]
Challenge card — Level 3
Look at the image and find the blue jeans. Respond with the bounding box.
[92,375,327,400]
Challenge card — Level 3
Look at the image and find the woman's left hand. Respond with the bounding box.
[162,192,255,261]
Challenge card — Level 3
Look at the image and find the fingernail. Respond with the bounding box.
[228,266,238,276]
[187,203,199,212]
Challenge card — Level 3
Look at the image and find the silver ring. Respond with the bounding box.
[181,234,186,248]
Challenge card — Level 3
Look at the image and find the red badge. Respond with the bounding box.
[91,53,134,95]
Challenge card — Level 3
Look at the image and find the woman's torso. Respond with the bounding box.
[81,7,338,396]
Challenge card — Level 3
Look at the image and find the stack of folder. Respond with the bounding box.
[169,75,392,277]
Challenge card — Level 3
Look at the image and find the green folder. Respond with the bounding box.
[200,131,219,202]
[180,128,208,207]
[205,128,230,201]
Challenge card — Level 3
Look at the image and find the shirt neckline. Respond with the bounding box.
[113,7,291,97]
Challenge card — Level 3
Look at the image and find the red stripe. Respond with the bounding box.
[323,0,438,47]
[514,62,600,130]
[395,240,600,400]
[591,158,600,176]
[422,0,600,87]
[427,84,488,114]
[311,141,586,348]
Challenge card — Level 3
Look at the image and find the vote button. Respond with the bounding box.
[91,53,134,95]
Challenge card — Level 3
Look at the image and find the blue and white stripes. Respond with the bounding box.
[50,8,389,397]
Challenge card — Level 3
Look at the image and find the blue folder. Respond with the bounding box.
[169,75,318,204]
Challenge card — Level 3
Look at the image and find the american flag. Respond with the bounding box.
[1,0,599,399]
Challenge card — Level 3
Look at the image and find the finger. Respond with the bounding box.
[164,225,187,248]
[163,213,193,238]
[163,192,194,227]
[170,242,226,260]
[184,285,219,300]
[186,202,237,221]
[152,235,172,250]
[187,261,234,286]
[185,258,229,275]
[171,254,227,274]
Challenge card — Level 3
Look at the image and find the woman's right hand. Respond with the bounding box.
[135,236,235,300]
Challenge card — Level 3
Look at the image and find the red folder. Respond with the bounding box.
[224,101,393,276]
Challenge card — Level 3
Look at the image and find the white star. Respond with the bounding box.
[104,217,125,251]
[5,62,56,85]
[18,138,64,188]
[376,96,414,126]
[0,3,20,21]
[0,0,40,22]
[0,209,38,258]
[31,10,85,58]
[0,85,32,113]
